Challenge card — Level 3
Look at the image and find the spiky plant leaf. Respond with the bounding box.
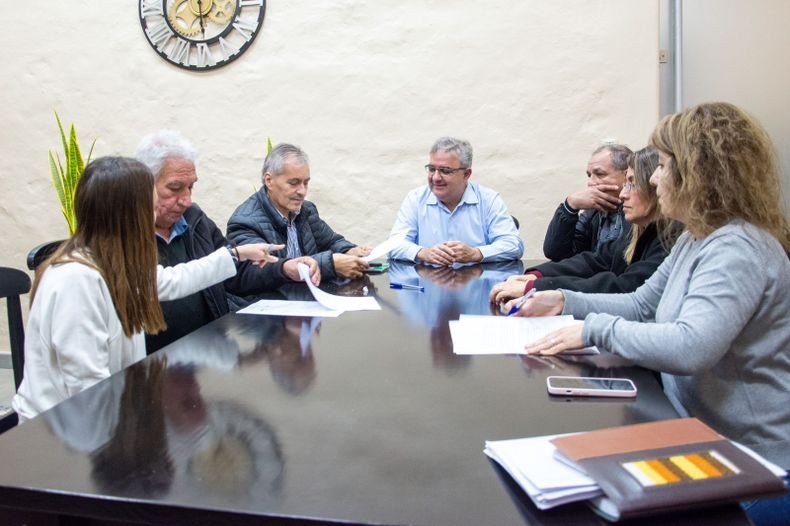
[49,112,94,235]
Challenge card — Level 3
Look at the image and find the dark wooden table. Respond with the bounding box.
[0,261,750,525]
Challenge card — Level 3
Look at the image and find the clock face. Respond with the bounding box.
[139,0,266,71]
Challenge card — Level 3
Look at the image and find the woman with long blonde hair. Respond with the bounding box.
[13,157,278,421]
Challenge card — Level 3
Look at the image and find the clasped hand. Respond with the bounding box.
[417,241,482,266]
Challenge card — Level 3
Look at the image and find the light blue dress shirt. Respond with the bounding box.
[388,181,524,262]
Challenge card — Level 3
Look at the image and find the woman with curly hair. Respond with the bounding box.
[515,103,789,523]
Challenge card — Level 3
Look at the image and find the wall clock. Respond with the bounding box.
[139,0,266,71]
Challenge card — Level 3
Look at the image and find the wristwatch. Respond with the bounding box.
[226,245,240,263]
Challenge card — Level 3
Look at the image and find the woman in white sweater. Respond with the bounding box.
[12,157,280,421]
[513,103,789,524]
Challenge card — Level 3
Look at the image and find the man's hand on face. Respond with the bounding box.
[346,246,372,257]
[566,184,622,213]
[332,253,369,279]
[283,256,321,285]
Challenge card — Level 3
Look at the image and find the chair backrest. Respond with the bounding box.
[0,267,31,390]
[27,240,65,271]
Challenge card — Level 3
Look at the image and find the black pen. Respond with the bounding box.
[390,282,424,292]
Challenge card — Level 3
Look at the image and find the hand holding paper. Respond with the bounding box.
[363,237,406,263]
[297,263,381,312]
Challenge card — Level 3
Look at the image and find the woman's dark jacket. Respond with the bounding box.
[529,222,667,293]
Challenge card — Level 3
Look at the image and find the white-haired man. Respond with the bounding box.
[136,131,320,352]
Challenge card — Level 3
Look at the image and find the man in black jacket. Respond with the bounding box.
[227,143,371,281]
[542,143,632,261]
[136,131,320,353]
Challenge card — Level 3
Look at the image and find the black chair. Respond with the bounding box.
[1,267,30,390]
[0,267,31,432]
[27,240,65,271]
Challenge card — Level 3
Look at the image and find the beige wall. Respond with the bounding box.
[0,1,660,345]
[0,0,659,267]
[681,0,790,212]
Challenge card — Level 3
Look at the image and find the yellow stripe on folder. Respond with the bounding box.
[670,455,707,480]
[632,461,668,485]
[687,453,721,477]
[647,459,681,483]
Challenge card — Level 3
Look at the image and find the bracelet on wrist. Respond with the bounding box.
[563,199,579,215]
[226,245,240,263]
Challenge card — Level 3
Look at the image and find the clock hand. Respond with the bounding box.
[196,0,206,39]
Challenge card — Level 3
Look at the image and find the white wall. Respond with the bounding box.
[0,1,659,265]
[0,1,659,346]
[681,0,790,212]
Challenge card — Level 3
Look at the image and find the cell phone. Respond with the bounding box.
[364,262,389,274]
[546,376,637,398]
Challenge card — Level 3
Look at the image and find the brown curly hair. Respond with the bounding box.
[649,102,790,250]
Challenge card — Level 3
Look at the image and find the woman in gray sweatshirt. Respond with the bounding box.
[513,103,790,508]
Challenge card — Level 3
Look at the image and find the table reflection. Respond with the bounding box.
[163,313,322,396]
[388,260,524,370]
[44,357,284,505]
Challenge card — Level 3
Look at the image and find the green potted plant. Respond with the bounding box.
[28,114,95,270]
[48,112,95,235]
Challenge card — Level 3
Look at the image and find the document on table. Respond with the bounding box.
[298,263,381,311]
[449,315,599,355]
[362,237,405,262]
[237,299,343,317]
[484,433,602,510]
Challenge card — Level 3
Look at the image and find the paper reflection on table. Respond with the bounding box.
[387,260,523,370]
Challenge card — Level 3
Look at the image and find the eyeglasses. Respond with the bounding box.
[425,164,467,176]
[622,181,636,193]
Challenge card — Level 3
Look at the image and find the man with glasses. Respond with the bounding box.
[543,143,632,262]
[389,136,524,265]
[228,143,371,281]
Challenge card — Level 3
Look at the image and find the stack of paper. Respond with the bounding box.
[238,300,342,317]
[450,315,599,355]
[487,419,788,521]
[238,264,381,317]
[484,434,602,510]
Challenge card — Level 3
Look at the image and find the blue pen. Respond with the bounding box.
[507,288,537,316]
[390,282,425,292]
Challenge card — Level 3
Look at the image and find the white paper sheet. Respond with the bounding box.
[237,299,343,317]
[362,237,406,262]
[449,315,599,355]
[484,434,601,510]
[298,263,381,311]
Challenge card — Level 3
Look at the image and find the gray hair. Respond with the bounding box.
[592,143,632,171]
[135,130,198,178]
[430,137,473,168]
[262,143,310,178]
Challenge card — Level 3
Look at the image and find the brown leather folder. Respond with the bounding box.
[550,418,788,521]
